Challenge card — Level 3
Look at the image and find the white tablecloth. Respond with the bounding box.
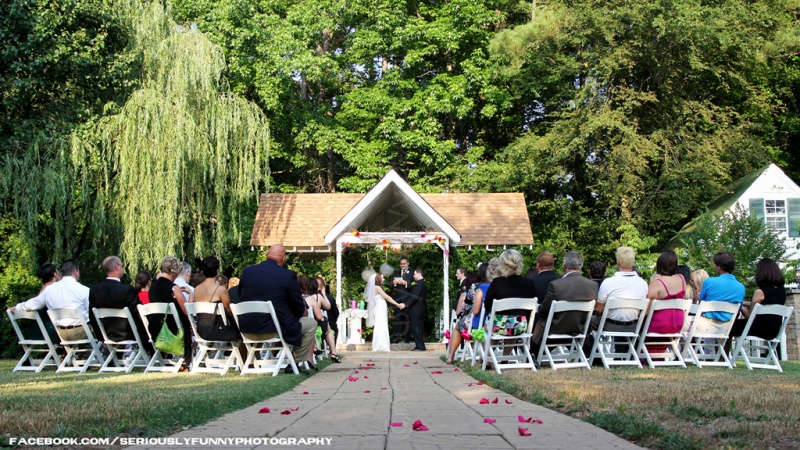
[341,308,369,344]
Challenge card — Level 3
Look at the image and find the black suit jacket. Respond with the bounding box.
[88,278,145,342]
[235,259,306,347]
[532,270,560,302]
[405,279,427,316]
[538,272,598,335]
[394,269,414,304]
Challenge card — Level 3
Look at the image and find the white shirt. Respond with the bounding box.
[15,276,90,326]
[597,271,649,322]
[174,277,193,302]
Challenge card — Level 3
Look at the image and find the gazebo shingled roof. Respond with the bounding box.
[250,192,534,249]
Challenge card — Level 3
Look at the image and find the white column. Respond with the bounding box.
[442,238,450,341]
[336,235,344,344]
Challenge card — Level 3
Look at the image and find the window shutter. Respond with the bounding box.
[788,198,800,237]
[749,198,765,223]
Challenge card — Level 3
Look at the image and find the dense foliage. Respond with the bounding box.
[2,0,799,316]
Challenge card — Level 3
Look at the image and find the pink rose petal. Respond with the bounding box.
[454,368,459,371]
[505,399,513,404]
[533,419,543,424]
[518,427,531,436]
[468,383,473,386]
[477,381,484,385]
[303,392,309,395]
[381,387,387,390]
[479,398,489,404]
[404,364,409,367]
[413,361,418,364]
[364,390,370,393]
[290,407,299,411]
[491,398,499,404]
[431,370,443,374]
[391,422,403,427]
[354,370,360,373]
[367,363,375,366]
[484,418,497,424]
[348,376,359,382]
[258,407,270,414]
[412,420,429,431]
[518,415,532,423]
[364,375,369,379]
[281,410,291,415]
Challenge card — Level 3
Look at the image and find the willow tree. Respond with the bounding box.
[71,0,269,272]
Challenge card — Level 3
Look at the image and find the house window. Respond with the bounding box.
[765,200,787,232]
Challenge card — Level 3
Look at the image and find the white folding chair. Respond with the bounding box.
[137,303,186,373]
[47,308,104,373]
[731,304,794,372]
[185,302,242,375]
[481,297,538,374]
[636,299,691,368]
[230,301,300,376]
[6,308,61,372]
[589,297,650,369]
[462,308,486,365]
[92,307,148,373]
[537,300,595,370]
[682,301,741,369]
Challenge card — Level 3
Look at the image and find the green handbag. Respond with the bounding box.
[154,304,185,356]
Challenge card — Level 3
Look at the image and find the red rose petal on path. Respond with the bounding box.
[348,376,359,382]
[483,418,497,424]
[290,407,299,411]
[533,419,543,424]
[367,363,375,366]
[391,422,403,427]
[454,368,459,371]
[479,398,489,404]
[303,392,309,395]
[412,420,429,431]
[518,415,532,423]
[404,364,409,367]
[354,370,360,373]
[381,387,387,390]
[431,370,443,374]
[491,398,499,404]
[364,375,369,379]
[518,427,531,436]
[364,390,370,394]
[413,361,419,364]
[468,383,473,386]
[477,381,484,385]
[258,407,270,414]
[281,410,291,415]
[505,399,513,404]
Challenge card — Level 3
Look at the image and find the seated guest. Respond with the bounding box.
[690,269,709,304]
[583,247,648,355]
[315,275,340,345]
[589,260,606,289]
[306,278,341,363]
[235,244,317,375]
[13,260,90,342]
[676,265,694,301]
[532,251,597,355]
[729,258,785,340]
[227,277,241,303]
[89,256,154,355]
[696,252,745,334]
[193,256,241,342]
[134,271,151,305]
[174,262,194,301]
[485,249,538,336]
[645,250,686,355]
[445,269,485,365]
[531,251,560,299]
[148,256,193,370]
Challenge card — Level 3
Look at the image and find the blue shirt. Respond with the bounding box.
[698,274,745,321]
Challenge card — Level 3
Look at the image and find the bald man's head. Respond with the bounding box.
[267,245,287,266]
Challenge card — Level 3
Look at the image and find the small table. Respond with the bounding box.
[343,308,369,344]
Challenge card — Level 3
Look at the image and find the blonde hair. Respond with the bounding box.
[160,256,183,275]
[615,247,636,269]
[496,249,524,277]
[691,269,709,292]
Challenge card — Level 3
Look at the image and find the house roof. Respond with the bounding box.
[324,170,461,247]
[668,164,771,247]
[250,191,534,249]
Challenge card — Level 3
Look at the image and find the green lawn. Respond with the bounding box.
[0,359,325,440]
[458,360,800,450]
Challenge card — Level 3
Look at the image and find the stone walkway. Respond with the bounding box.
[136,352,642,450]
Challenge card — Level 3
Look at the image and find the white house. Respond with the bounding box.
[678,163,800,260]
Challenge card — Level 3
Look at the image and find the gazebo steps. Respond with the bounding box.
[337,342,446,352]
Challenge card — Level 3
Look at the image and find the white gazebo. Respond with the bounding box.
[249,169,535,341]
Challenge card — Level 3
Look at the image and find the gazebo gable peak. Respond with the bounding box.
[324,170,461,247]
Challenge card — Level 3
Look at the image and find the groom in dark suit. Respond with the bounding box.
[405,268,427,351]
[89,256,153,354]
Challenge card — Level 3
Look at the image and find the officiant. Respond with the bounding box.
[391,256,413,343]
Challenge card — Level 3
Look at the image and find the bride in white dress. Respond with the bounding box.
[365,273,405,352]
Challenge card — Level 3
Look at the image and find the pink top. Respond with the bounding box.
[657,276,685,300]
